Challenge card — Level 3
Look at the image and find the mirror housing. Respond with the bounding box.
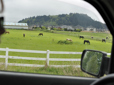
[0,0,5,35]
[0,17,5,35]
[81,49,110,78]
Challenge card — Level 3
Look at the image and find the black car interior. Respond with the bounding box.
[0,0,114,85]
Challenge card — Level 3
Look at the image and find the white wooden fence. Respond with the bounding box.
[0,48,111,69]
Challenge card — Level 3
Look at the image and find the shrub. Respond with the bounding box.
[75,29,82,32]
[64,40,73,44]
[51,30,55,33]
[57,40,73,44]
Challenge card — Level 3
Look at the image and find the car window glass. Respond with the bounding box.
[0,0,112,78]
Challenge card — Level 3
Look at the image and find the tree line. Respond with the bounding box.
[18,13,107,29]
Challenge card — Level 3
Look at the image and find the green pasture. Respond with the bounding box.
[0,29,112,52]
[0,29,112,77]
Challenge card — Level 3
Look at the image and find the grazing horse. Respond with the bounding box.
[102,39,106,42]
[5,31,10,34]
[38,33,43,36]
[79,36,84,39]
[23,34,25,37]
[91,36,93,39]
[66,38,72,42]
[106,36,108,39]
[84,40,90,45]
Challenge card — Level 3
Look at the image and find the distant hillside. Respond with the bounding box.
[18,13,106,29]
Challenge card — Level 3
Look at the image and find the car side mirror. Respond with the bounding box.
[81,49,110,78]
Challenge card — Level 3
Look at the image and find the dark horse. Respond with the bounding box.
[79,36,84,39]
[38,33,43,36]
[106,37,108,39]
[84,40,90,45]
[23,34,25,37]
[102,39,106,42]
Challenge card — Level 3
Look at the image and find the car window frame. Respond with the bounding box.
[0,0,114,85]
[0,0,113,85]
[85,0,114,75]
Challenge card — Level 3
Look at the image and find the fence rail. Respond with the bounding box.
[0,48,111,68]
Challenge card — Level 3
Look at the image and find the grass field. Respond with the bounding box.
[0,29,112,77]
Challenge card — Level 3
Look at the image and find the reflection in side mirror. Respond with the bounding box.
[81,50,109,78]
[82,51,103,75]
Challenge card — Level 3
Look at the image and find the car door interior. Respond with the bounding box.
[0,0,114,85]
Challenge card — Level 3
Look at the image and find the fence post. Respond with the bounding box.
[5,47,9,69]
[46,50,50,66]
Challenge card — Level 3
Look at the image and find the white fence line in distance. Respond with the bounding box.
[0,48,111,68]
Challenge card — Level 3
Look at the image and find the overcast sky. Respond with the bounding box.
[3,0,105,23]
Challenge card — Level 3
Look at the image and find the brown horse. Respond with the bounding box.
[5,31,10,34]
